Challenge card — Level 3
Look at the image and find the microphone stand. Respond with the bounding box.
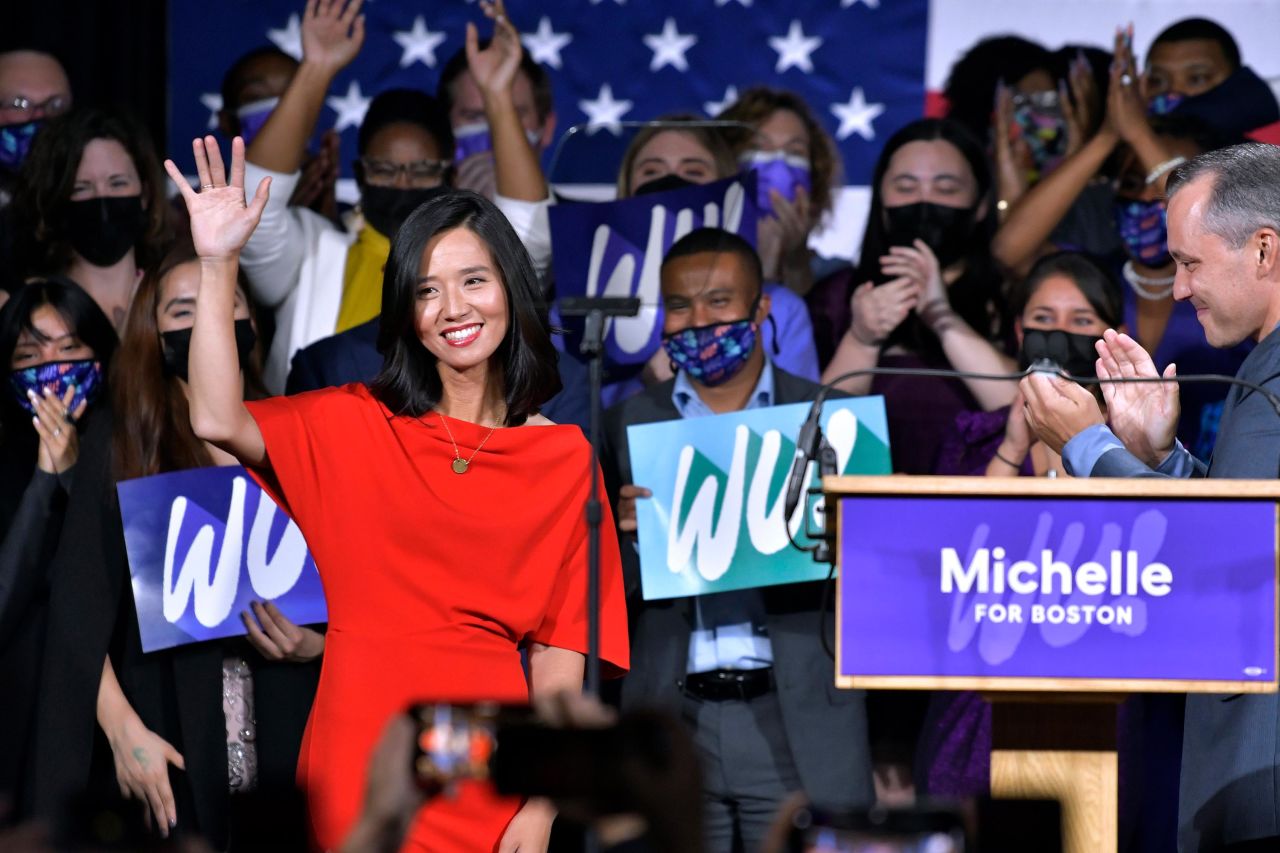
[557,296,640,696]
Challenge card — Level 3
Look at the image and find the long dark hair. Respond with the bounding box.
[0,277,119,447]
[856,117,1003,356]
[1014,251,1123,328]
[112,240,266,480]
[371,191,561,425]
[12,106,171,277]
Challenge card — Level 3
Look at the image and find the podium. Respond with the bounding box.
[824,475,1280,853]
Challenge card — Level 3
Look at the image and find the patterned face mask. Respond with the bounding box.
[1010,100,1068,180]
[1114,197,1171,267]
[739,150,812,216]
[9,358,104,415]
[0,118,42,172]
[1147,91,1187,116]
[662,305,759,387]
[235,97,279,147]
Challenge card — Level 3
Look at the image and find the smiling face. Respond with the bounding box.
[627,130,720,195]
[414,227,510,375]
[10,303,94,369]
[1168,175,1271,347]
[155,260,250,334]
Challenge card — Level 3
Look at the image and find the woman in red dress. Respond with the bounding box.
[162,136,629,852]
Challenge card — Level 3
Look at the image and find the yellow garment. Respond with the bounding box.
[336,225,391,333]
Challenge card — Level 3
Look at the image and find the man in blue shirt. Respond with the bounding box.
[1021,142,1280,852]
[601,227,873,853]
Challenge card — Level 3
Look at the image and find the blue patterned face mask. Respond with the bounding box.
[235,97,279,147]
[1115,197,1170,266]
[739,150,811,216]
[9,359,104,415]
[0,118,41,172]
[662,307,759,387]
[1148,91,1186,116]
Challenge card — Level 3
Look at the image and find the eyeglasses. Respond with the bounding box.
[1,94,69,119]
[359,157,452,186]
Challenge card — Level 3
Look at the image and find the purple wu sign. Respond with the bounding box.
[836,485,1280,691]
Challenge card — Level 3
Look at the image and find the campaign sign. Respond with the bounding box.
[549,174,759,371]
[118,466,327,653]
[838,496,1279,687]
[629,397,891,600]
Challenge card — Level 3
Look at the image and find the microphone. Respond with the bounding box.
[783,391,828,523]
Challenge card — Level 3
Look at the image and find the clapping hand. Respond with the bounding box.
[992,80,1030,205]
[1060,49,1101,156]
[301,0,365,73]
[880,239,948,327]
[1105,24,1150,145]
[848,279,918,347]
[1095,329,1179,467]
[164,136,271,262]
[758,186,812,281]
[1020,370,1106,454]
[30,384,86,475]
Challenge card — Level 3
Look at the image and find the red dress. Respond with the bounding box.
[244,384,629,852]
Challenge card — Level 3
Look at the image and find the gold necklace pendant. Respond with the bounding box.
[451,458,469,475]
[434,409,502,475]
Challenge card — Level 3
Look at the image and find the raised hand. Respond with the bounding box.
[848,278,919,347]
[164,136,271,262]
[1061,49,1100,156]
[1096,329,1179,467]
[301,0,365,73]
[992,80,1029,205]
[1106,24,1150,145]
[467,0,523,100]
[30,384,86,475]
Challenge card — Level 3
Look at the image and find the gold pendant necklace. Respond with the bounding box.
[435,410,501,474]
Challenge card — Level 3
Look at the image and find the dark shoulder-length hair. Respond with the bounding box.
[13,106,171,277]
[855,117,1004,354]
[371,191,560,426]
[112,240,266,480]
[0,276,119,446]
[1014,251,1123,328]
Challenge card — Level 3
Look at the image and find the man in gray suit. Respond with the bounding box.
[1022,142,1280,852]
[601,228,874,853]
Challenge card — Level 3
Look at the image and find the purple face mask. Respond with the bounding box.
[0,118,42,172]
[1115,197,1171,267]
[453,122,542,162]
[9,359,104,416]
[236,97,279,147]
[739,150,811,216]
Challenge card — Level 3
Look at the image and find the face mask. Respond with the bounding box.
[1019,328,1101,379]
[453,122,544,162]
[161,319,257,383]
[633,172,698,197]
[740,150,811,216]
[63,195,145,267]
[236,97,279,147]
[10,358,104,416]
[1151,66,1280,138]
[0,118,41,172]
[360,184,450,239]
[883,202,977,268]
[1114,198,1170,267]
[662,305,759,387]
[1148,91,1186,116]
[1011,104,1068,179]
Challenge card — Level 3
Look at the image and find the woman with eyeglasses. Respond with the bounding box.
[234,0,455,392]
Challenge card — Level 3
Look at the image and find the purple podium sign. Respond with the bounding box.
[837,494,1279,690]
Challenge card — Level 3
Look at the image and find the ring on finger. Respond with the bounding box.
[1120,73,1133,86]
[53,427,62,438]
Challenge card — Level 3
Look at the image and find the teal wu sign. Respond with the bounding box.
[627,397,891,600]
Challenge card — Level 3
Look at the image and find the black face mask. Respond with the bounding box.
[633,173,698,197]
[360,184,450,239]
[63,195,145,267]
[161,319,258,382]
[1019,328,1102,379]
[882,201,977,268]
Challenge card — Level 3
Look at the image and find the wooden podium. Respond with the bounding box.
[824,475,1280,853]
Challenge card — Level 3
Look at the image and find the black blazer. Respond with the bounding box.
[601,366,874,810]
[286,318,593,433]
[1089,326,1280,851]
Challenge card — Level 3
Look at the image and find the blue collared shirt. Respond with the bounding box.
[1062,424,1198,478]
[672,358,775,673]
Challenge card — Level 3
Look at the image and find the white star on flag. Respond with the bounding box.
[327,80,372,132]
[200,93,223,130]
[841,0,881,7]
[393,16,448,68]
[769,20,822,74]
[579,84,633,134]
[831,87,886,141]
[522,17,572,69]
[643,18,697,72]
[266,14,303,60]
[704,85,739,116]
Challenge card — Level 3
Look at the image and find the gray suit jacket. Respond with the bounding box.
[601,367,874,811]
[1090,326,1280,852]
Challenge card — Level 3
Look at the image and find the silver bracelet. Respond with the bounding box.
[1145,156,1188,186]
